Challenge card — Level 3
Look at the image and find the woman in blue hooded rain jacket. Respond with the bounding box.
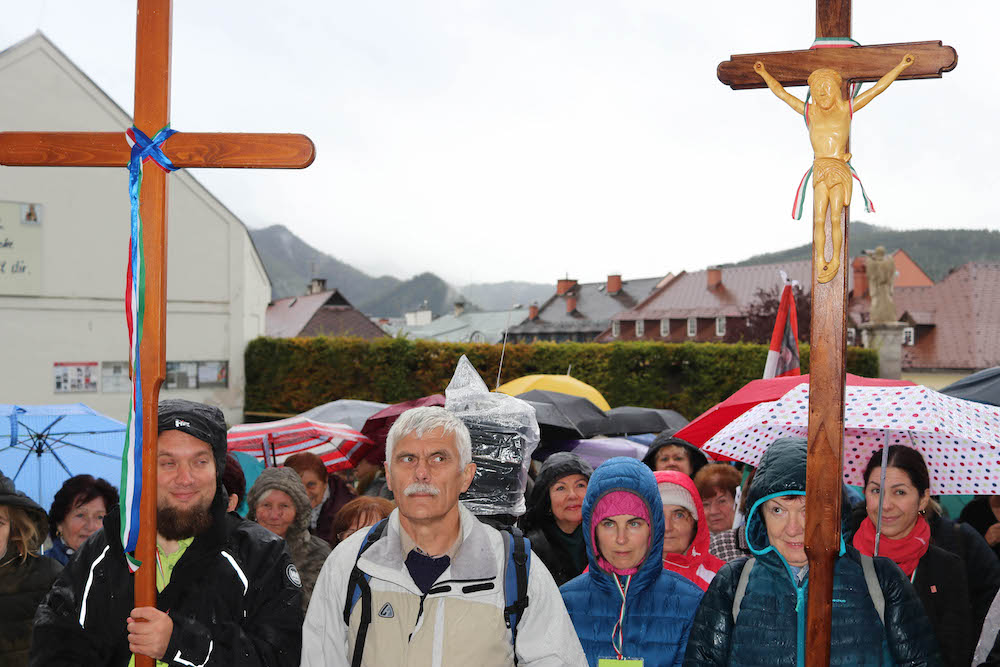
[683,437,941,667]
[560,456,704,667]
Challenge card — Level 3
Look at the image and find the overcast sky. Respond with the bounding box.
[1,1,995,286]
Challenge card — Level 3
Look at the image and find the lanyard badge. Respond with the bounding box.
[597,574,643,666]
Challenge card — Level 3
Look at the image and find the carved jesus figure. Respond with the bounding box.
[754,55,913,283]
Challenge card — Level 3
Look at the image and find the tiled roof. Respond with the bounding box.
[850,263,1000,371]
[612,260,814,322]
[509,276,662,335]
[266,289,386,339]
[299,306,388,339]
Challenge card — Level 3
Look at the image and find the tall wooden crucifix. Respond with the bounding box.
[0,2,313,665]
[717,1,955,664]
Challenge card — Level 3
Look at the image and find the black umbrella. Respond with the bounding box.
[604,406,689,436]
[517,390,613,440]
[940,367,1000,407]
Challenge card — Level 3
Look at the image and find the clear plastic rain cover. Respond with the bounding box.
[445,355,539,516]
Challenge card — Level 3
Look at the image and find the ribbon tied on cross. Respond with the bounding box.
[120,124,180,570]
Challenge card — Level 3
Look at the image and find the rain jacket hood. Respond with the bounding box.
[584,456,664,592]
[562,457,704,666]
[641,435,708,477]
[0,470,49,544]
[744,436,849,562]
[522,452,593,533]
[653,470,724,590]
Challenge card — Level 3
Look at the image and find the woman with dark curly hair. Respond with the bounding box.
[44,475,118,566]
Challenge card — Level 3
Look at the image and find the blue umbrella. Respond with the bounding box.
[0,404,126,510]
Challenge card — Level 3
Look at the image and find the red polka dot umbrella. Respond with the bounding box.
[702,384,1000,495]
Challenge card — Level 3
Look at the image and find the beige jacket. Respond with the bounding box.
[301,504,586,667]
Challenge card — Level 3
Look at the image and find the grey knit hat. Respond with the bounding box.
[246,467,312,542]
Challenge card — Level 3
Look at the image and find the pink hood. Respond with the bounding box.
[653,470,725,591]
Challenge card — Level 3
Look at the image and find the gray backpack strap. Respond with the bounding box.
[732,558,755,623]
[861,554,885,626]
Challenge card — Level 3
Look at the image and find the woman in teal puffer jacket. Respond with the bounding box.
[683,437,941,667]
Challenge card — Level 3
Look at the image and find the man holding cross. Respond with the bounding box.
[29,399,304,667]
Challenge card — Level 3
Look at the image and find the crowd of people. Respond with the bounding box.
[3,398,1000,665]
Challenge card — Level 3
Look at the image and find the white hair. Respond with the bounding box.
[385,407,472,469]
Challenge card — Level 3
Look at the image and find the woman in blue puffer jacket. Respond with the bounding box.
[683,437,941,666]
[561,457,704,666]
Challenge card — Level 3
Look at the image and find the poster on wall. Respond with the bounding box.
[54,362,98,393]
[0,200,43,295]
[102,362,131,393]
[197,361,228,388]
[165,362,198,389]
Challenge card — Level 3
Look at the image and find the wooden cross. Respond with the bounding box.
[717,2,955,665]
[0,2,313,664]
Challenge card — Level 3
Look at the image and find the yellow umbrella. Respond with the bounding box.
[496,374,611,411]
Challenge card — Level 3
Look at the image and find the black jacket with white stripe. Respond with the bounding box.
[29,489,303,667]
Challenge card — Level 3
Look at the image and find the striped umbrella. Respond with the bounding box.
[227,416,373,472]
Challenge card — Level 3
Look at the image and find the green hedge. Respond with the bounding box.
[245,337,879,421]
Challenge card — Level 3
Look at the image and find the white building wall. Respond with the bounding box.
[0,34,270,424]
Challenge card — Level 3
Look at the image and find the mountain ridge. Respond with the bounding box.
[250,222,997,318]
[725,221,1000,282]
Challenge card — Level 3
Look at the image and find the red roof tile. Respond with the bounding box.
[850,263,1000,371]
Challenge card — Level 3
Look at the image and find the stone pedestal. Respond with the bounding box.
[859,322,907,380]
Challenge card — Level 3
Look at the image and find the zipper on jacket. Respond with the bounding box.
[408,593,427,643]
[775,552,807,667]
[795,582,806,667]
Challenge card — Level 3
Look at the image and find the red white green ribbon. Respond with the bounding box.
[791,162,874,220]
[120,125,178,572]
[810,37,860,49]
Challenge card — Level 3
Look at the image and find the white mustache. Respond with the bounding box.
[404,483,440,496]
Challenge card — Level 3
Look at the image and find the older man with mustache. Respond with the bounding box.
[302,406,585,667]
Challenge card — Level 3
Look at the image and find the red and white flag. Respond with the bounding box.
[763,271,801,379]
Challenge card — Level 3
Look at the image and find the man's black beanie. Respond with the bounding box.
[157,399,228,480]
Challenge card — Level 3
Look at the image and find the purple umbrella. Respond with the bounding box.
[535,437,649,470]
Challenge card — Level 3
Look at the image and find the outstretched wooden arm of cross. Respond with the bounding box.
[0,3,313,664]
[718,40,956,91]
[0,131,314,168]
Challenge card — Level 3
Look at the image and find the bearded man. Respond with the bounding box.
[30,399,303,667]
